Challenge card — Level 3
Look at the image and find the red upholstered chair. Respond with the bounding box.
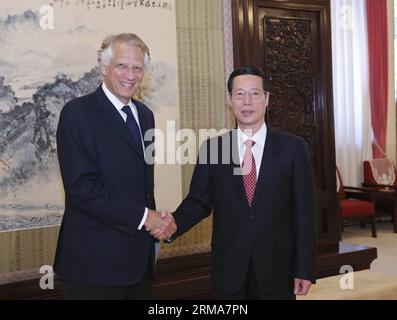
[337,167,377,237]
[363,158,397,233]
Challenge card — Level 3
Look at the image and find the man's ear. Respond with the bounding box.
[264,92,270,105]
[226,92,232,106]
[100,64,108,76]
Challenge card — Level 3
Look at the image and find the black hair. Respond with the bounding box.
[227,65,269,93]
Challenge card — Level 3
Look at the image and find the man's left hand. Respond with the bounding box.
[294,278,312,296]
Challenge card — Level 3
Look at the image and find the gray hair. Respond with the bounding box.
[98,33,151,69]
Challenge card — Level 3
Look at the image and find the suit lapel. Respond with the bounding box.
[134,99,154,193]
[228,130,248,205]
[251,127,282,207]
[96,86,144,159]
[134,99,153,150]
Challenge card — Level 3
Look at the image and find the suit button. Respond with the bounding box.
[249,215,255,220]
[247,243,251,249]
[116,225,128,233]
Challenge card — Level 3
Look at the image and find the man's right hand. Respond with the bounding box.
[144,209,177,241]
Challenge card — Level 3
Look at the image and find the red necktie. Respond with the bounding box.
[242,140,256,206]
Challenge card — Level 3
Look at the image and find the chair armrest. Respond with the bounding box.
[344,186,380,201]
[362,182,397,190]
[344,186,375,192]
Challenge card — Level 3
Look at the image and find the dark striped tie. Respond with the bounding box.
[121,105,143,156]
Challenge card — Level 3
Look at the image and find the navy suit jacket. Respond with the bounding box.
[53,86,156,286]
[172,128,316,295]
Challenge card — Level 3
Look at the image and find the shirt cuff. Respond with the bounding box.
[138,207,149,230]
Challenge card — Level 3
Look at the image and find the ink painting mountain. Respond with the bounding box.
[0,6,178,231]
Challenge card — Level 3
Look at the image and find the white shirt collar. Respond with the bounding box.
[237,122,267,148]
[102,82,133,111]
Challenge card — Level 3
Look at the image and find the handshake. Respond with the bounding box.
[144,209,177,241]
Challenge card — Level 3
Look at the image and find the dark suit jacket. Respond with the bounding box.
[172,128,316,296]
[53,86,156,286]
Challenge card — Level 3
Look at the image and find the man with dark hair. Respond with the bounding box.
[154,65,316,300]
[226,65,270,93]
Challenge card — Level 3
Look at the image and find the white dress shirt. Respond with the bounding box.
[237,122,267,180]
[102,83,148,230]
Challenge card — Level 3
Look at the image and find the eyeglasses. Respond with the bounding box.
[115,63,144,74]
[231,89,267,101]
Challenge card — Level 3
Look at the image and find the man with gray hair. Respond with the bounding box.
[53,33,176,299]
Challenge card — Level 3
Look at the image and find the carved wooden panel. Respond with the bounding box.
[264,17,316,155]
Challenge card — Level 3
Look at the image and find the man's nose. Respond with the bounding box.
[125,68,136,79]
[243,92,251,104]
